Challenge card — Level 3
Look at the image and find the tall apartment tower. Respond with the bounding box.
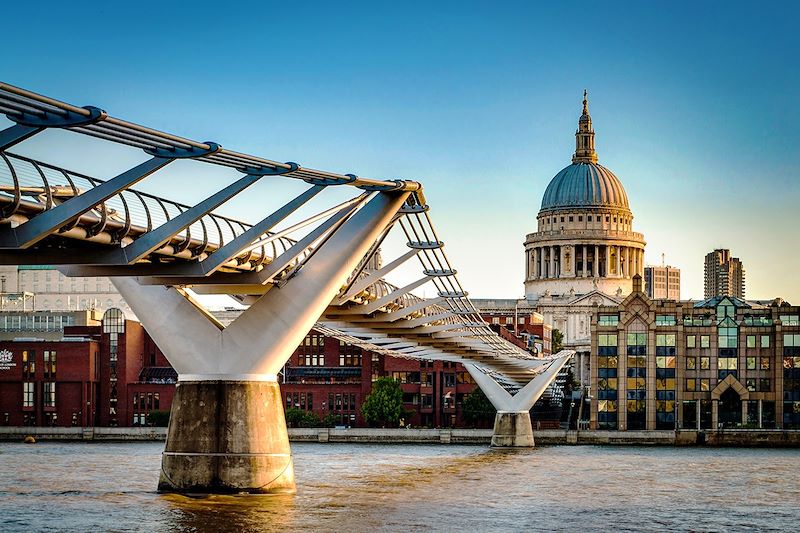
[644,265,681,300]
[704,249,745,298]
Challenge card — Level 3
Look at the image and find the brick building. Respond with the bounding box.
[281,329,480,428]
[0,309,174,428]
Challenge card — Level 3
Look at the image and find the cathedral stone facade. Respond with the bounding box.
[523,92,647,389]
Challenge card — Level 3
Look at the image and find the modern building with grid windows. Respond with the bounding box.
[591,275,800,431]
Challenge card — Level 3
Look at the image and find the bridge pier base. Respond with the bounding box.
[157,380,295,494]
[491,411,535,447]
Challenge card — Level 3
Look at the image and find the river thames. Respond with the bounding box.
[1,442,798,532]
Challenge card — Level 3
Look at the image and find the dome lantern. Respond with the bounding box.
[572,89,598,164]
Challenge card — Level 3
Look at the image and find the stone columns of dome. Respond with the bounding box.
[550,246,556,279]
[594,245,599,277]
[628,247,633,278]
[527,248,532,280]
[623,247,628,277]
[571,245,577,277]
[582,245,588,277]
[616,246,621,278]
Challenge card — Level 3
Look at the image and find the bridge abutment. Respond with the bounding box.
[158,380,295,494]
[491,411,535,447]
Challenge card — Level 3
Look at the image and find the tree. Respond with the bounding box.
[361,377,404,427]
[552,328,564,354]
[461,388,496,427]
[284,407,322,428]
[146,410,170,427]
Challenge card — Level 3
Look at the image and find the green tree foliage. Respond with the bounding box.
[146,410,170,427]
[284,407,322,428]
[361,377,404,427]
[461,388,496,427]
[322,413,338,428]
[552,328,564,353]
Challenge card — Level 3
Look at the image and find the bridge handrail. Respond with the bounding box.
[0,82,422,194]
[0,151,300,268]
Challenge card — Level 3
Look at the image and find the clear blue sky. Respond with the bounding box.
[2,1,798,302]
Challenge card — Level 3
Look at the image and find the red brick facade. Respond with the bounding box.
[0,313,174,428]
[0,316,484,428]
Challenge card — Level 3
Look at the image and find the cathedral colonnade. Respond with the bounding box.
[526,244,644,280]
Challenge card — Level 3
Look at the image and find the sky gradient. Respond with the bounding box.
[2,1,798,302]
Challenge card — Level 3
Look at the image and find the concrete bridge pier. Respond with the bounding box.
[158,380,294,494]
[491,411,535,447]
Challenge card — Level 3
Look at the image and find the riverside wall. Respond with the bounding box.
[1,427,800,446]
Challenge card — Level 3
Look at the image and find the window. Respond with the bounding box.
[456,372,474,385]
[686,378,696,391]
[43,350,56,377]
[627,333,647,351]
[22,350,35,377]
[686,357,696,370]
[421,394,433,409]
[701,335,710,348]
[700,357,711,369]
[23,382,34,407]
[760,357,770,370]
[339,341,362,367]
[391,371,421,384]
[687,335,696,349]
[444,373,456,388]
[699,378,711,392]
[718,325,738,348]
[746,357,757,370]
[655,315,676,326]
[598,315,619,326]
[656,334,676,355]
[626,332,648,430]
[747,336,756,348]
[569,216,574,222]
[780,315,800,326]
[44,382,56,407]
[298,333,325,366]
[761,336,770,348]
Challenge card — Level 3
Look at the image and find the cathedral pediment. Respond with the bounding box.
[567,289,622,307]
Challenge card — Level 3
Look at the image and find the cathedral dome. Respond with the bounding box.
[540,162,629,212]
[539,90,630,214]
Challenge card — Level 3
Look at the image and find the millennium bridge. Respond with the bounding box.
[0,82,572,494]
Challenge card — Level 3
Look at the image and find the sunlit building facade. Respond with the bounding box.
[522,92,646,394]
[644,265,681,300]
[590,275,800,431]
[704,249,745,299]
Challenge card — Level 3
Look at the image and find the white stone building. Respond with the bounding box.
[522,92,647,388]
[0,265,132,315]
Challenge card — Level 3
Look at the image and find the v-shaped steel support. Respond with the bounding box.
[465,351,573,412]
[112,190,410,380]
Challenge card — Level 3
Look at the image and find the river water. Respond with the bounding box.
[0,442,798,532]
